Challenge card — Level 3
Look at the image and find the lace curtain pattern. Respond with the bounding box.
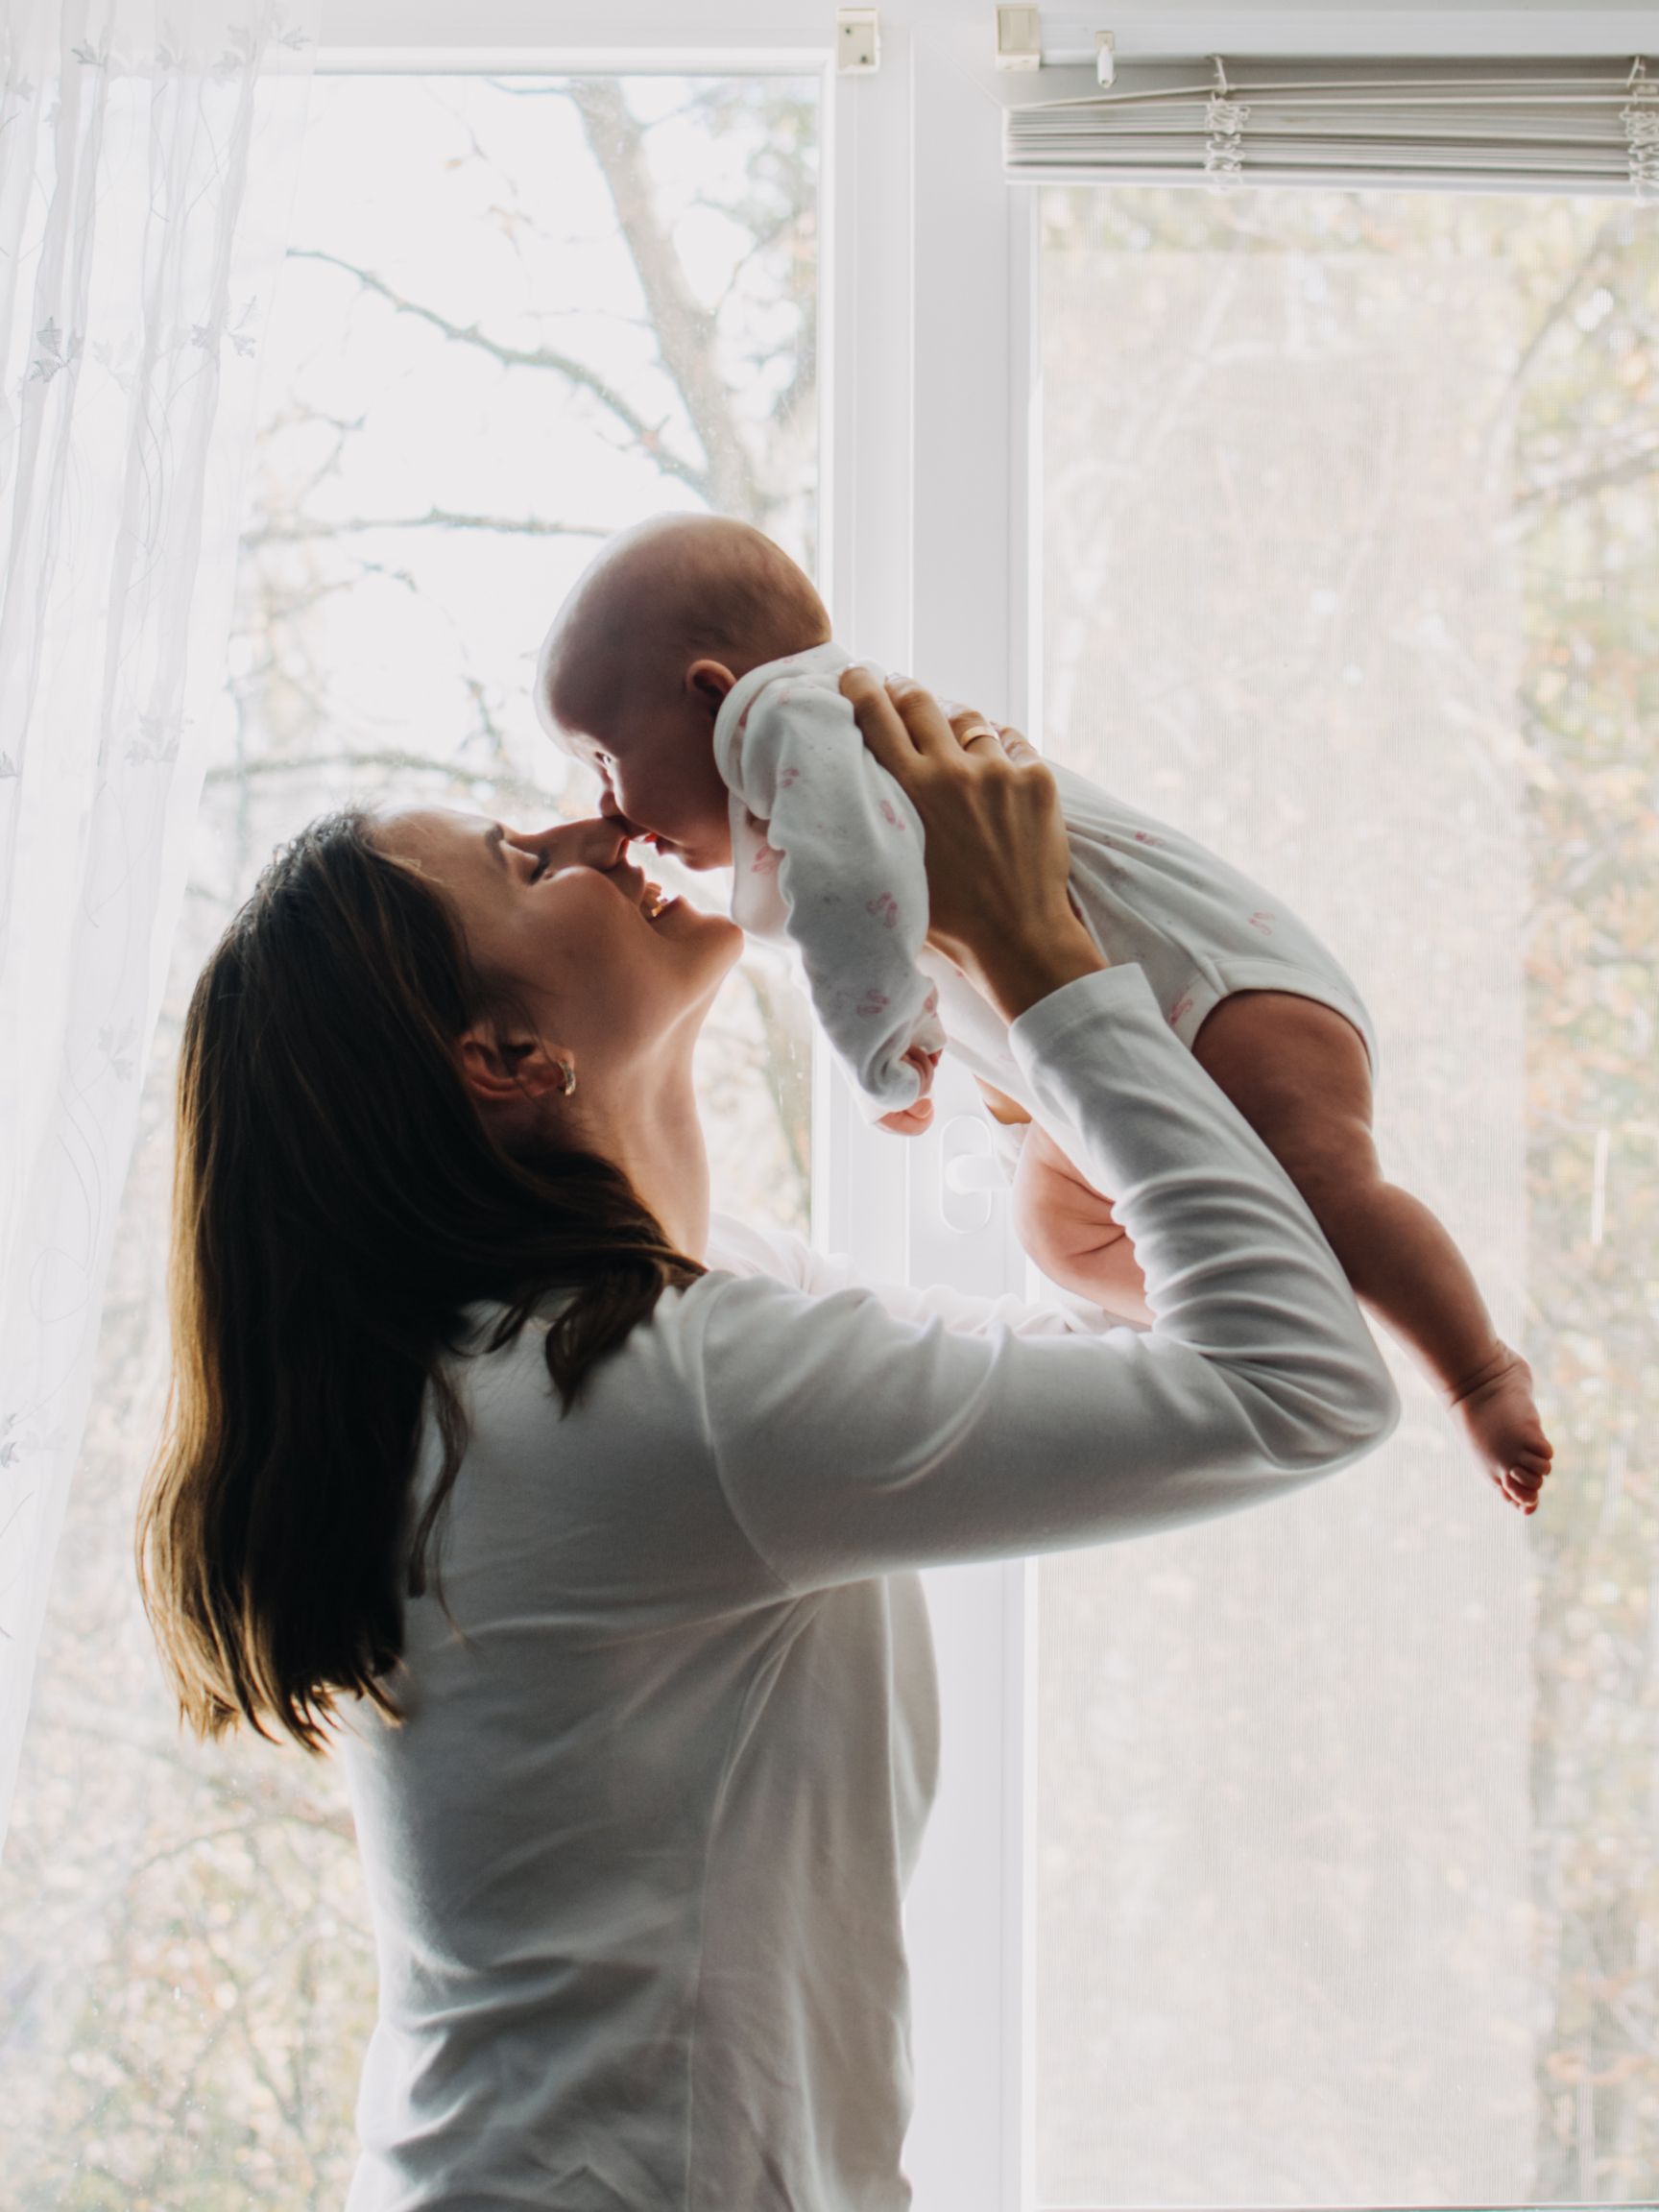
[0,0,316,1847]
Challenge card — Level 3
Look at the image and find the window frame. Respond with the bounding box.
[311,8,1659,2209]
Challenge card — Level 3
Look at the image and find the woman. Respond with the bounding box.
[139,676,1395,2212]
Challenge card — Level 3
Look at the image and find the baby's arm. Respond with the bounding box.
[1191,991,1552,1513]
[1013,1119,1152,1325]
[973,1080,1151,1322]
[724,670,946,1119]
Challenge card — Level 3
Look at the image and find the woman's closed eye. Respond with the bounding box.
[504,841,549,882]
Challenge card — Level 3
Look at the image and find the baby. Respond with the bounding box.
[536,514,1551,1514]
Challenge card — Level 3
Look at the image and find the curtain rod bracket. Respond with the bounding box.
[995,7,1043,72]
[836,9,880,75]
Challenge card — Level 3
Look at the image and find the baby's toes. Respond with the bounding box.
[1504,1457,1550,1505]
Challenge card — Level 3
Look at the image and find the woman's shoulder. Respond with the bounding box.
[704,1213,819,1289]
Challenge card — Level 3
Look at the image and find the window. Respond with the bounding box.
[5,12,1653,2210]
[1035,185,1659,2206]
[0,65,818,2203]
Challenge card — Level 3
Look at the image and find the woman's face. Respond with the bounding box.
[375,809,742,1074]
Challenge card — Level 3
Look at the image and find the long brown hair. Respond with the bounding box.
[137,808,703,1752]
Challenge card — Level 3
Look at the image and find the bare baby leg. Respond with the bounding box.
[1191,992,1551,1514]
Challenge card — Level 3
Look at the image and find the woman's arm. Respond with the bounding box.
[678,679,1397,1588]
[685,960,1397,1588]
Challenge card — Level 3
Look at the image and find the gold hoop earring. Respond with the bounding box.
[560,1059,577,1096]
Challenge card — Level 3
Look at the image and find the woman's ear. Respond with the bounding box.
[457,1026,568,1107]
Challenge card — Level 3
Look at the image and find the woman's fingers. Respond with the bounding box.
[841,666,1003,769]
[839,664,918,772]
[844,672,1103,1022]
[882,674,971,760]
[937,696,1000,750]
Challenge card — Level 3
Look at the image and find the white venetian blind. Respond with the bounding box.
[1005,56,1659,195]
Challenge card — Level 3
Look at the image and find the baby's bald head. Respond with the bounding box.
[537,514,830,745]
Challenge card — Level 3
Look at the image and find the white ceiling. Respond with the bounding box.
[316,1,1659,64]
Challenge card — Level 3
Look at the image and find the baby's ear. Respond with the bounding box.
[686,659,737,711]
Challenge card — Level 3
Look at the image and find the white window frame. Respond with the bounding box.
[315,8,1659,2207]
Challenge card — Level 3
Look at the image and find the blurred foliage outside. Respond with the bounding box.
[1040,182,1659,2201]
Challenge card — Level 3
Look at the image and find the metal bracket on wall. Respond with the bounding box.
[836,8,879,74]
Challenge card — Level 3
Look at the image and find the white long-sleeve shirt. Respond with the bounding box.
[717,642,1377,1132]
[341,967,1397,2212]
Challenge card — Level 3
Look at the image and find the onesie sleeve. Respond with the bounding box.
[722,668,947,1117]
[683,965,1398,1588]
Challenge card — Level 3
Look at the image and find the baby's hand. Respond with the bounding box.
[1013,1120,1150,1325]
[877,1046,940,1136]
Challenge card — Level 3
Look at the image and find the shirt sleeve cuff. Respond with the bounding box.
[1007,962,1160,1078]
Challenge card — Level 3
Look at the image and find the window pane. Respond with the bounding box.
[1038,188,1659,2208]
[0,72,818,2205]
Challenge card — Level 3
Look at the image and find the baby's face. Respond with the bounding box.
[562,698,733,873]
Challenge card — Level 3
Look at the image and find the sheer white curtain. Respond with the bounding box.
[0,0,316,1846]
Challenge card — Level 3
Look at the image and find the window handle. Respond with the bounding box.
[944,1152,1003,1195]
[940,1115,1002,1232]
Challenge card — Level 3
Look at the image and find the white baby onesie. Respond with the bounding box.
[715,640,1377,1153]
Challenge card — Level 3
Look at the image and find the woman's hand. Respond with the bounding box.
[840,669,1105,1023]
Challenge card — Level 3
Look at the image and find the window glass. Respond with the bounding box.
[0,72,817,2205]
[1037,188,1659,2207]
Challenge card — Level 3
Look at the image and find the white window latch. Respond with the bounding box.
[836,9,879,74]
[995,6,1042,70]
[940,1117,1003,1235]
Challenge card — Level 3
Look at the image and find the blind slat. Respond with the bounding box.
[1005,56,1659,198]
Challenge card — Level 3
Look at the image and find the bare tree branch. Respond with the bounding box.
[1504,214,1623,402]
[242,508,611,549]
[286,247,712,502]
[1514,441,1659,516]
[204,749,568,817]
[566,79,763,521]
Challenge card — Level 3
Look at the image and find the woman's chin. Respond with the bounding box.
[657,896,743,957]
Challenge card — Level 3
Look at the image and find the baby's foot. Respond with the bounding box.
[1449,1344,1552,1513]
